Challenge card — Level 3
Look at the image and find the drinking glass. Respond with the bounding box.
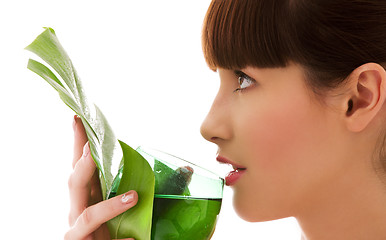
[136,146,224,240]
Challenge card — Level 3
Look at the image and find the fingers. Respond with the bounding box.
[89,170,103,206]
[73,115,88,168]
[68,142,96,226]
[65,191,138,240]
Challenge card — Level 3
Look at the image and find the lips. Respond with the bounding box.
[216,155,247,186]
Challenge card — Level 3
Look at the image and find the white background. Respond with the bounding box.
[0,1,300,239]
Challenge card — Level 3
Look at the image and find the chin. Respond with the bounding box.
[233,204,273,222]
[234,204,291,223]
[232,189,290,222]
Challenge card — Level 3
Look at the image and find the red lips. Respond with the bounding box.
[216,155,247,186]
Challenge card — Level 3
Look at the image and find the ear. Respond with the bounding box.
[345,63,386,132]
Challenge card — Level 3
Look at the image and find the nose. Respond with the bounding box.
[200,90,233,143]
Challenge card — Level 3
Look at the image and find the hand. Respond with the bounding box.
[65,115,138,240]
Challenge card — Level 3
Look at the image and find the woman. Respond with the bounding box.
[65,0,386,239]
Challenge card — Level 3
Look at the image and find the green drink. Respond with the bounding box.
[151,195,222,240]
[109,147,224,239]
[138,147,224,240]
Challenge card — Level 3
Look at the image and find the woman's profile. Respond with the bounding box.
[66,0,386,239]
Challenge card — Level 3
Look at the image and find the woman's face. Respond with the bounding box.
[201,63,350,222]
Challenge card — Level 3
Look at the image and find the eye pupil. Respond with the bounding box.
[238,76,244,86]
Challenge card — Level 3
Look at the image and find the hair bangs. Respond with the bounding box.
[202,0,292,71]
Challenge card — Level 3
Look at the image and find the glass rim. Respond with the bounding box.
[137,145,224,182]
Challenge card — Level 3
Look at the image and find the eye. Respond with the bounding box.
[233,70,256,92]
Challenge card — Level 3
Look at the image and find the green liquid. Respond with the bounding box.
[151,194,222,240]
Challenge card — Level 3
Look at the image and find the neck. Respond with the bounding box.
[295,160,386,240]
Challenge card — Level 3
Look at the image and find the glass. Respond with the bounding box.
[136,147,224,240]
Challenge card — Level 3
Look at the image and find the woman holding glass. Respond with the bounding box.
[65,0,386,239]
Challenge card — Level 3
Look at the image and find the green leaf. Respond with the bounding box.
[26,28,111,196]
[25,27,90,119]
[27,59,80,114]
[27,58,107,195]
[94,105,116,189]
[107,141,155,240]
[26,28,155,239]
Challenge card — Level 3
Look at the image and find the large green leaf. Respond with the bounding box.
[26,28,155,239]
[25,28,89,118]
[27,59,81,115]
[107,141,155,239]
[26,58,105,187]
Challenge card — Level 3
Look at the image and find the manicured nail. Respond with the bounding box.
[73,115,77,131]
[73,115,81,131]
[83,142,90,158]
[121,192,134,203]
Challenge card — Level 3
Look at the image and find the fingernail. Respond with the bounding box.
[121,192,134,204]
[83,142,90,158]
[72,115,77,131]
[73,115,81,131]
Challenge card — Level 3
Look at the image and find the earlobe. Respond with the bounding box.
[345,63,386,132]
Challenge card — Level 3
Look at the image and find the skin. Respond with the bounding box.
[65,115,137,240]
[66,62,386,239]
[200,63,386,239]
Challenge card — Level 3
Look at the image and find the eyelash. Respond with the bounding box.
[233,70,256,92]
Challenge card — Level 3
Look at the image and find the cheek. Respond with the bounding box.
[245,98,319,167]
[233,96,331,220]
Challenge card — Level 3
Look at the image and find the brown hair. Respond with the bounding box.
[202,0,386,170]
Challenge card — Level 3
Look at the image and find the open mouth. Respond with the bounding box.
[225,168,246,186]
[216,155,247,186]
[233,167,247,171]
